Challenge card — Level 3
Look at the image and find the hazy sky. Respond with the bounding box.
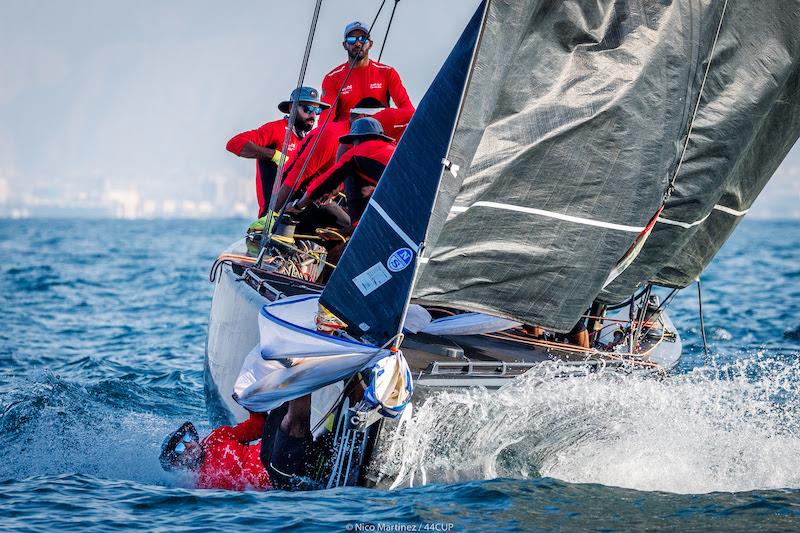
[1,0,798,216]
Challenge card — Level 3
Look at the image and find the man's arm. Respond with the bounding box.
[229,412,267,442]
[226,122,283,160]
[387,68,414,112]
[293,151,355,210]
[237,142,278,160]
[202,412,267,446]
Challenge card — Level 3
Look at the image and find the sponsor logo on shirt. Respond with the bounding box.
[341,84,353,95]
[288,142,296,151]
[369,82,383,89]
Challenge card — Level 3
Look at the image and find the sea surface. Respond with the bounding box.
[1,218,799,532]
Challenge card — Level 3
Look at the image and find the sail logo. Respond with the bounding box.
[387,248,413,272]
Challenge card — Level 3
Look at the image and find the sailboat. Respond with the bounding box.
[205,0,800,489]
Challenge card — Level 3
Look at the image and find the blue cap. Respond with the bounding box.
[339,117,395,144]
[344,21,370,39]
[278,86,330,113]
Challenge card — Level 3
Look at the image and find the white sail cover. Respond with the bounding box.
[234,295,391,412]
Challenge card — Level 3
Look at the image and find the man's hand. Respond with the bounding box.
[284,200,304,215]
[271,150,289,166]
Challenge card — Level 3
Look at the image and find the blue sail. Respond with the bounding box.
[318,2,486,346]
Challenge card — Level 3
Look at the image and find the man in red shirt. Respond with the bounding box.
[226,86,329,218]
[287,117,395,226]
[318,21,414,124]
[159,415,271,491]
[274,97,411,208]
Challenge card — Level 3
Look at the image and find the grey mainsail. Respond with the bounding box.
[413,0,719,331]
[601,0,800,299]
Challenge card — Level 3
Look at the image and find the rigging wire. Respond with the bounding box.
[697,277,710,365]
[256,0,324,267]
[378,0,400,62]
[267,0,390,245]
[665,0,729,199]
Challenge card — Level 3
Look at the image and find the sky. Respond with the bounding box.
[0,0,798,217]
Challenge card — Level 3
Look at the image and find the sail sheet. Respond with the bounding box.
[600,0,800,301]
[318,2,487,345]
[413,0,715,331]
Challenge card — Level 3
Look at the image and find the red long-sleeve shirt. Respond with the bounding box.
[320,60,413,124]
[371,107,414,143]
[226,117,303,215]
[282,121,349,191]
[196,412,271,491]
[284,108,412,194]
[305,139,395,204]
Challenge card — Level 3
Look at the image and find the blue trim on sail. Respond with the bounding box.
[259,297,380,353]
[319,2,486,345]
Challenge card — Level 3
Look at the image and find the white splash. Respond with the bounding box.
[377,356,800,494]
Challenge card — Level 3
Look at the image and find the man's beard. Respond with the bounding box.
[296,117,315,133]
[348,48,365,60]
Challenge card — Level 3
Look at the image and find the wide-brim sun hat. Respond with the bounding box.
[278,86,330,114]
[339,117,395,144]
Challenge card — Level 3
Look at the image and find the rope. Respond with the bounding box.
[665,0,729,199]
[257,0,324,267]
[269,0,389,231]
[697,278,710,364]
[378,0,400,62]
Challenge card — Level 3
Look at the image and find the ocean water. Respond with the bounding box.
[1,218,799,531]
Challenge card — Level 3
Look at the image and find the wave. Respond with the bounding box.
[378,354,800,494]
[0,369,206,485]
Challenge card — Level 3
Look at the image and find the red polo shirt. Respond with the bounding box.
[226,117,303,216]
[320,60,413,124]
[196,412,271,491]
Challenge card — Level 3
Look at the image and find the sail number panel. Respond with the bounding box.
[352,263,393,297]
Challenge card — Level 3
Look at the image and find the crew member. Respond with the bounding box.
[273,96,412,209]
[319,21,413,124]
[226,86,329,218]
[287,117,395,226]
[160,414,271,491]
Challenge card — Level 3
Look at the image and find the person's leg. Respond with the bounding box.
[295,203,351,235]
[264,396,313,490]
[281,395,311,438]
[343,175,374,223]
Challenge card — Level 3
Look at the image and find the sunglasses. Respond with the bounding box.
[345,35,369,45]
[300,104,322,115]
[173,432,193,455]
